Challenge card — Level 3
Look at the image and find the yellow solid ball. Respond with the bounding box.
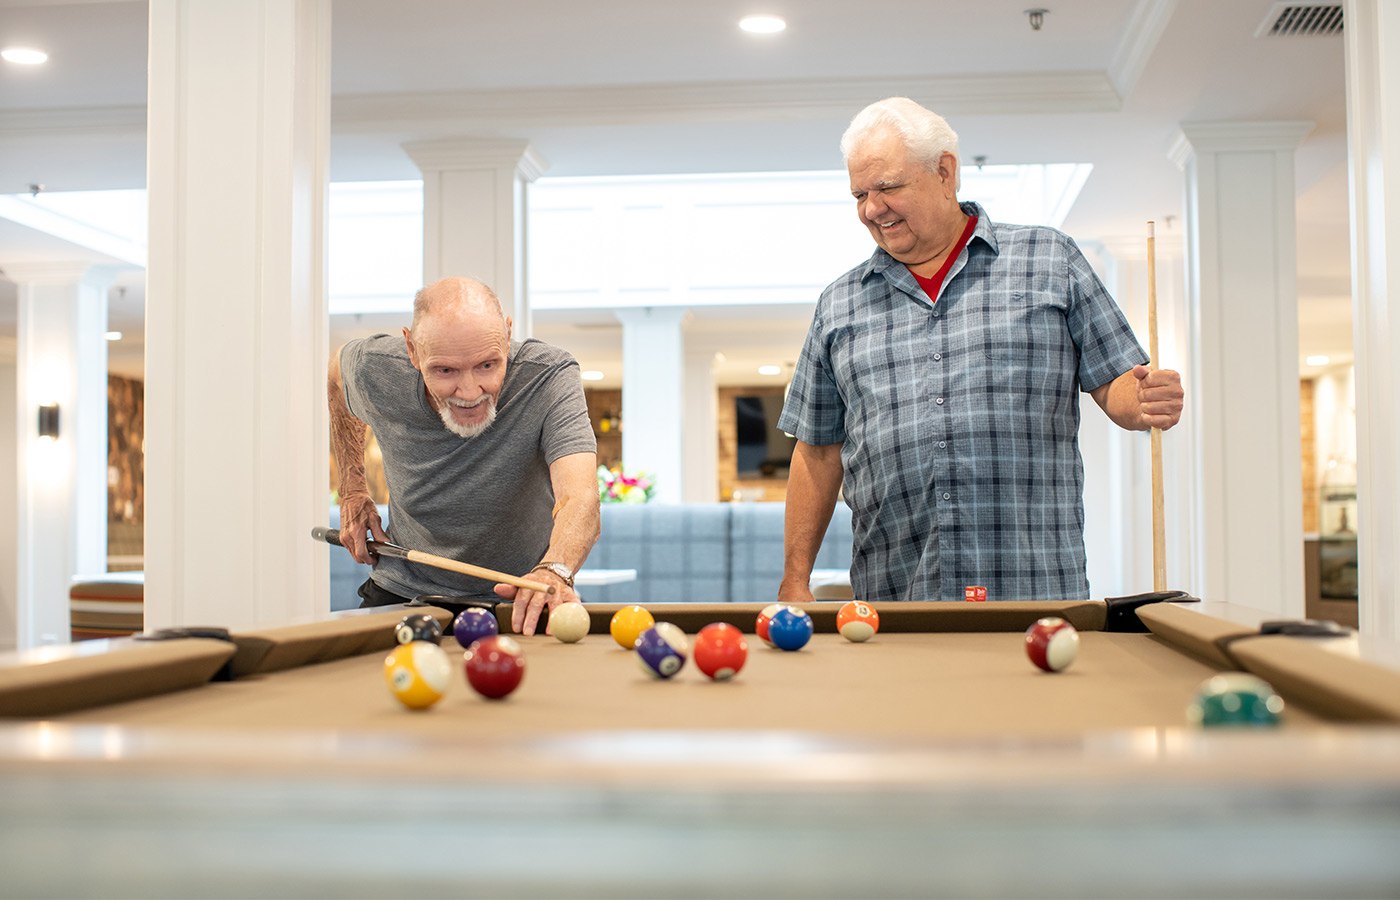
[383,641,451,710]
[610,605,655,649]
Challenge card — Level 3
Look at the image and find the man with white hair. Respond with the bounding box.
[330,276,599,635]
[777,98,1184,604]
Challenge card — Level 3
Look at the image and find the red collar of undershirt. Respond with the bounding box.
[909,214,978,305]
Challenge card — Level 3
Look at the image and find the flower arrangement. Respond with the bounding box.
[598,465,655,503]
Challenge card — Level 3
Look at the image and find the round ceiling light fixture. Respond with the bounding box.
[2,47,48,64]
[739,15,786,34]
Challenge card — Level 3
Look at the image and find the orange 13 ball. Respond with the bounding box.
[836,600,880,642]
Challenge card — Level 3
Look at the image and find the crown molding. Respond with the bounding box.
[1,71,1121,146]
[1108,0,1178,100]
[401,138,549,180]
[0,260,122,285]
[332,71,1121,134]
[1169,120,1316,168]
[0,105,145,136]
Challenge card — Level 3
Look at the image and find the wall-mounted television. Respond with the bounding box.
[735,395,797,479]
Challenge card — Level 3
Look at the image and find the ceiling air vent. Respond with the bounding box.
[1255,2,1343,37]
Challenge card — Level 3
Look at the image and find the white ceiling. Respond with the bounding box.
[0,0,1355,384]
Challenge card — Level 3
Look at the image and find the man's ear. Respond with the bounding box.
[938,152,960,198]
[403,326,421,370]
[505,315,514,343]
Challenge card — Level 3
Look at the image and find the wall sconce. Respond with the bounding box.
[37,403,60,440]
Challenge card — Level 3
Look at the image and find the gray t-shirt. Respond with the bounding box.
[340,334,596,599]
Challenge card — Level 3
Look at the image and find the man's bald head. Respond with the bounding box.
[410,277,508,342]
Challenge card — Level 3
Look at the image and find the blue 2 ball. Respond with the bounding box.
[768,607,813,651]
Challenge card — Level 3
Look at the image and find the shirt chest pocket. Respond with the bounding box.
[978,293,1033,361]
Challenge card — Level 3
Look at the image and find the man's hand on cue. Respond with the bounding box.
[495,576,576,636]
[1131,364,1185,431]
[339,493,388,565]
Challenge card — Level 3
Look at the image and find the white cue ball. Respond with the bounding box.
[550,601,591,643]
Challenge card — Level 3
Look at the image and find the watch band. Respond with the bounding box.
[531,561,575,587]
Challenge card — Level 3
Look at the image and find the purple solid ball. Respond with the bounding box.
[453,608,499,647]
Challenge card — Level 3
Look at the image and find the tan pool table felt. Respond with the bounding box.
[53,627,1326,737]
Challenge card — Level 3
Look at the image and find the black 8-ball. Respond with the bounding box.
[396,613,442,646]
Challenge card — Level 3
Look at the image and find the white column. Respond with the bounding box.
[146,0,331,630]
[682,348,719,502]
[616,308,690,504]
[1345,0,1400,639]
[0,343,14,651]
[402,139,548,337]
[1169,121,1313,615]
[5,262,111,647]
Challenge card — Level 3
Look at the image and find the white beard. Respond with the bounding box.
[437,395,497,439]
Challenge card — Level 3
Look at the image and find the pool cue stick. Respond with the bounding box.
[311,527,555,595]
[1147,221,1167,592]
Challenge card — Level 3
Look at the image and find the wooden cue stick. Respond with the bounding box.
[1147,220,1167,592]
[311,527,554,594]
[400,547,556,595]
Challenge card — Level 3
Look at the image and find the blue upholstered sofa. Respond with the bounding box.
[328,502,853,611]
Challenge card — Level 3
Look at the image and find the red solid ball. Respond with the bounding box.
[755,603,782,648]
[463,635,526,699]
[693,622,749,680]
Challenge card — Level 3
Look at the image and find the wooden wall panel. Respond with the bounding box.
[1301,378,1318,534]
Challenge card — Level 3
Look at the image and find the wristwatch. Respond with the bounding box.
[531,561,575,588]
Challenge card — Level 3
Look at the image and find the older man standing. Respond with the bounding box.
[330,277,599,635]
[778,98,1184,605]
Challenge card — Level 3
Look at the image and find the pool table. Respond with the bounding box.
[1,598,1398,899]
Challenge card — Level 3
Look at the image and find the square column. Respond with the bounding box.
[5,262,111,647]
[146,0,331,630]
[682,348,720,502]
[616,308,691,504]
[402,139,548,336]
[1345,0,1400,639]
[1169,121,1313,615]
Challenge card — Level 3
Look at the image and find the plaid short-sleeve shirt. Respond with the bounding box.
[777,202,1148,603]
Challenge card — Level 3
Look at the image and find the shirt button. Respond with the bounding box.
[934,353,942,361]
[939,441,947,449]
[943,492,951,500]
[936,398,944,405]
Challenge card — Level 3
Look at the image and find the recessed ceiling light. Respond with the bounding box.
[739,15,786,34]
[581,370,605,381]
[758,365,782,376]
[1306,355,1330,366]
[105,331,123,342]
[2,47,48,65]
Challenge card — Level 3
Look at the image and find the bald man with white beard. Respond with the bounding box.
[329,277,599,635]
